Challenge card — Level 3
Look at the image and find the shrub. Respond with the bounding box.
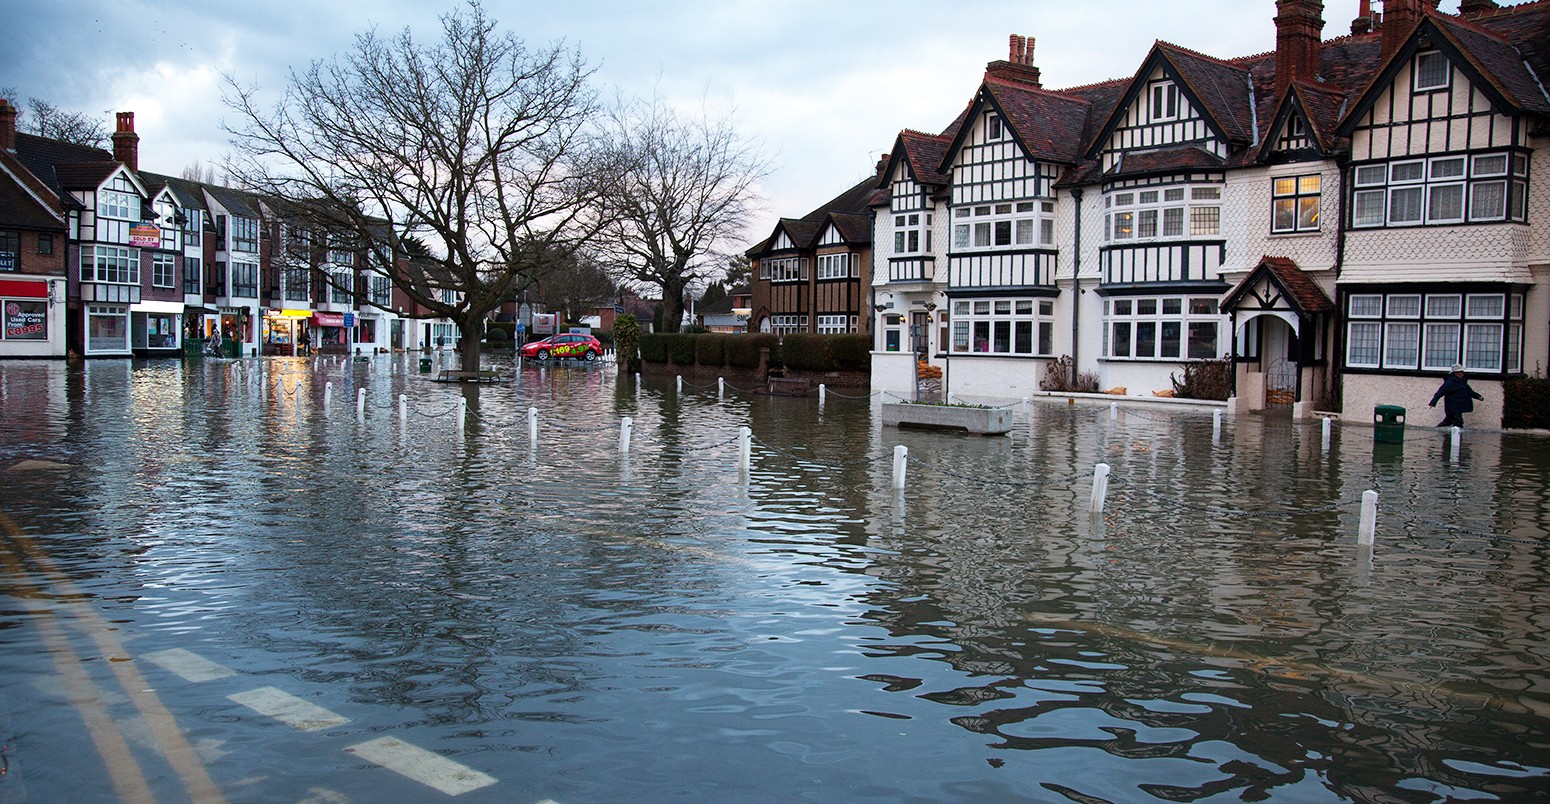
[1041,356,1100,392]
[726,333,777,369]
[638,331,667,363]
[828,334,871,372]
[613,315,640,370]
[1171,358,1233,401]
[485,327,510,344]
[665,333,697,365]
[485,321,515,342]
[1504,375,1550,429]
[592,330,614,346]
[695,333,726,367]
[779,333,833,371]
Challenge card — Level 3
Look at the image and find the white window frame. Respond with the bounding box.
[764,257,806,283]
[1271,174,1321,234]
[952,201,1048,252]
[1351,151,1528,228]
[1347,290,1522,374]
[950,297,1056,357]
[816,253,856,280]
[1149,81,1180,122]
[894,213,931,255]
[1414,51,1450,92]
[1105,184,1220,243]
[151,253,176,288]
[82,245,139,284]
[1102,295,1222,361]
[815,314,850,334]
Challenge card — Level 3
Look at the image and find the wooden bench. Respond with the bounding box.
[766,377,810,397]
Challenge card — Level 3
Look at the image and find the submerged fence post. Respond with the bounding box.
[739,426,752,472]
[528,406,539,445]
[356,388,366,419]
[1212,409,1223,443]
[718,377,725,399]
[892,445,908,490]
[1090,463,1111,515]
[1110,401,1118,421]
[1023,397,1031,417]
[1450,426,1462,463]
[620,416,633,454]
[398,393,407,423]
[324,380,333,411]
[456,397,466,432]
[818,383,827,407]
[1322,416,1332,452]
[1358,489,1379,546]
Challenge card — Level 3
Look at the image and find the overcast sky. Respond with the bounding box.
[1,0,1470,246]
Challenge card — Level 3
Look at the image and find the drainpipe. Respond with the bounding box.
[1331,154,1350,411]
[1070,187,1084,386]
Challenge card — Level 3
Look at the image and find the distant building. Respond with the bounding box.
[746,176,877,337]
[698,287,752,333]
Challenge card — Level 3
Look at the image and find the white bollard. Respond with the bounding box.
[1322,417,1332,452]
[324,381,333,409]
[620,416,633,454]
[635,372,641,385]
[398,393,407,422]
[356,388,366,418]
[818,383,827,407]
[1212,409,1223,443]
[718,377,725,399]
[739,426,752,472]
[1358,489,1379,546]
[1450,426,1462,463]
[1090,463,1111,514]
[1023,397,1031,417]
[1110,401,1118,421]
[676,375,683,394]
[528,406,539,445]
[892,445,909,490]
[456,397,466,432]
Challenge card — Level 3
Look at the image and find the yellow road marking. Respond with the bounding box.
[0,545,154,803]
[0,511,227,803]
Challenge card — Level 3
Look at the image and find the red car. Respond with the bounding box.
[520,333,603,361]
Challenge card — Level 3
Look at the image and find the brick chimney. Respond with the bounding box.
[1381,0,1421,62]
[1351,0,1375,35]
[985,34,1042,89]
[0,99,15,152]
[112,111,139,171]
[1275,0,1324,97]
[1459,0,1498,15]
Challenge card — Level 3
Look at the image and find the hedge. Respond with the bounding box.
[780,333,834,371]
[665,333,697,365]
[486,321,516,341]
[1504,376,1550,429]
[727,334,778,369]
[639,333,668,363]
[695,333,726,367]
[827,334,871,372]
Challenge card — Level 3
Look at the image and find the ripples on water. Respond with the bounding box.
[0,356,1547,801]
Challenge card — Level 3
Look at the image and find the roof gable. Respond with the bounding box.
[0,150,67,231]
[1085,42,1251,161]
[939,81,1093,172]
[1221,256,1334,315]
[1337,13,1550,137]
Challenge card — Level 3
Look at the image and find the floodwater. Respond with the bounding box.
[0,355,1547,802]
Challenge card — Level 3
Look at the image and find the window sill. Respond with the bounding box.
[946,353,1054,359]
[1267,230,1324,239]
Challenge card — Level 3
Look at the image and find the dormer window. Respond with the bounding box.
[1414,51,1449,92]
[987,114,1004,141]
[1149,82,1180,122]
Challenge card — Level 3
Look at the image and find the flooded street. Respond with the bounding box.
[1,355,1547,802]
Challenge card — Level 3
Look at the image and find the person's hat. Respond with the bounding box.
[1451,363,1464,373]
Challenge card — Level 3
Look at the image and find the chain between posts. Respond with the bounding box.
[1107,475,1371,518]
[823,388,882,400]
[907,455,1093,488]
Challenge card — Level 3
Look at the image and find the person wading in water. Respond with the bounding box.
[1429,364,1484,428]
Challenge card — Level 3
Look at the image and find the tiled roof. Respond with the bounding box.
[0,151,66,231]
[897,130,952,186]
[138,171,209,211]
[203,184,260,218]
[1158,42,1261,145]
[1113,145,1225,177]
[1470,1,1550,99]
[983,80,1095,165]
[52,161,121,191]
[12,132,114,198]
[828,211,872,244]
[1222,256,1334,314]
[1432,11,1550,115]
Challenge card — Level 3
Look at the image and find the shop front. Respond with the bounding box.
[219,306,253,358]
[1,278,63,358]
[130,300,184,356]
[314,311,354,354]
[263,309,312,356]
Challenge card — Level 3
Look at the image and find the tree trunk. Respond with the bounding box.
[661,281,686,334]
[457,316,485,372]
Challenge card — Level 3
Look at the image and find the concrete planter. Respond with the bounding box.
[881,402,1012,435]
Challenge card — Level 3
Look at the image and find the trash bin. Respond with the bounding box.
[1373,404,1406,443]
[419,357,433,373]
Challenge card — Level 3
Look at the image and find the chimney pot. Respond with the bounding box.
[111,110,140,171]
[0,98,16,152]
[1381,0,1420,62]
[1459,0,1498,14]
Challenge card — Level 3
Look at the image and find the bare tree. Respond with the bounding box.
[529,246,618,325]
[221,1,600,370]
[589,96,769,333]
[0,88,109,148]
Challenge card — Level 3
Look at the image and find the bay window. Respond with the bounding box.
[1346,290,1523,373]
[82,245,139,284]
[1105,184,1221,243]
[1351,151,1527,228]
[953,201,1053,251]
[950,297,1054,356]
[1103,296,1222,361]
[816,253,858,280]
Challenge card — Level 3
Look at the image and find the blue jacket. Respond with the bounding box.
[1430,374,1483,415]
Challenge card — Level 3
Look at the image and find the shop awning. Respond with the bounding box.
[130,300,185,314]
[0,279,48,299]
[313,312,345,327]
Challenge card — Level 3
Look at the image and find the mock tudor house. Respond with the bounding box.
[851,0,1550,424]
[747,176,876,337]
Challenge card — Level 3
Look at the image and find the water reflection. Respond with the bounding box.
[0,356,1547,801]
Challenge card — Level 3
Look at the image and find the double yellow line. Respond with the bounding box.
[0,511,225,803]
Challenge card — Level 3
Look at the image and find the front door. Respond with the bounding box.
[910,311,930,359]
[1262,318,1298,408]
